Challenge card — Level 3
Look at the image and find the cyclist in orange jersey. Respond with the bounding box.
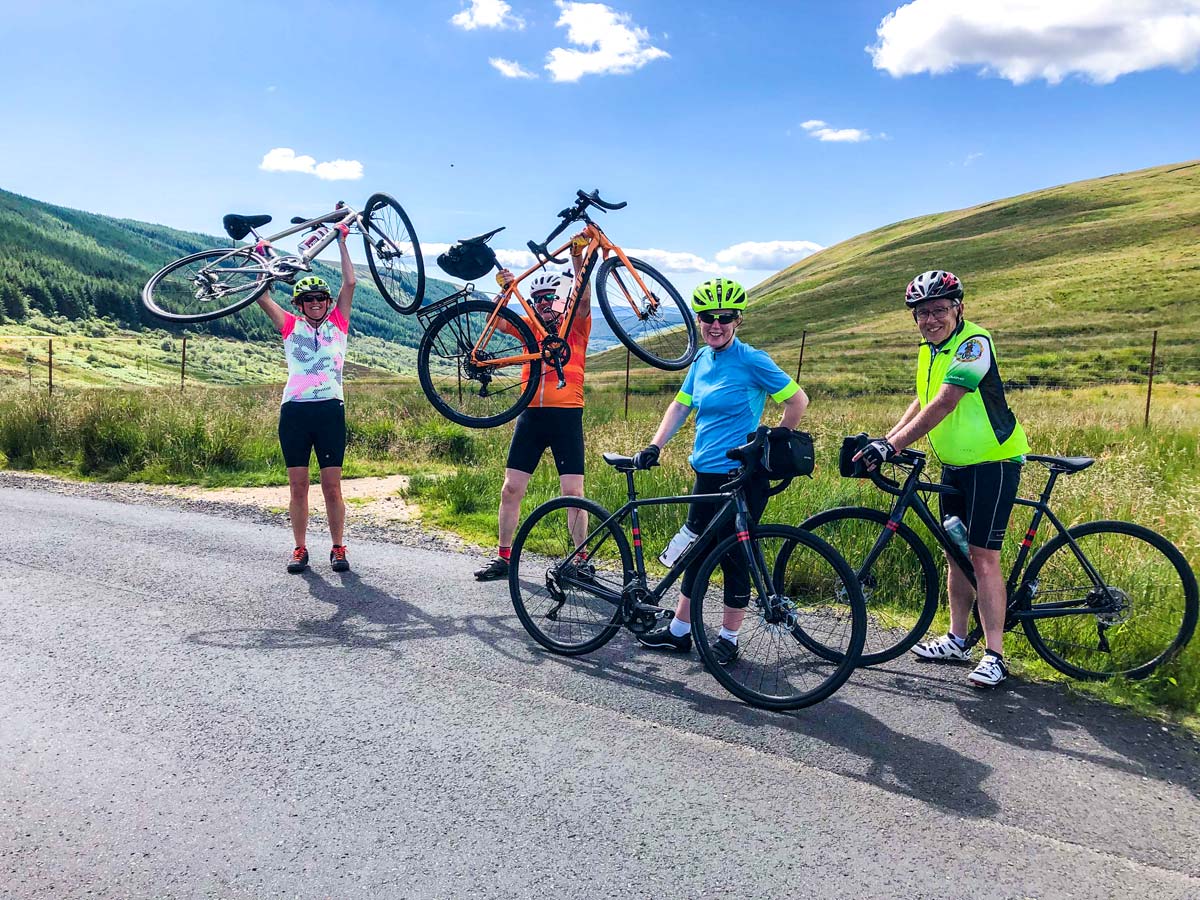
[474,233,592,581]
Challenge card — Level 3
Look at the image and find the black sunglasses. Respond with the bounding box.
[698,311,740,325]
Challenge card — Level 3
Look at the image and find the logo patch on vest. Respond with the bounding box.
[955,338,983,362]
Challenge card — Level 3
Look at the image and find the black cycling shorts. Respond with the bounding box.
[506,407,585,476]
[679,469,770,606]
[278,399,346,469]
[938,460,1023,551]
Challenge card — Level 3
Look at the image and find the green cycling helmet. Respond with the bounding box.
[293,275,332,300]
[691,277,747,313]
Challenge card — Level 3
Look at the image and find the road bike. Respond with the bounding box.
[791,435,1197,679]
[416,189,696,428]
[508,427,867,710]
[141,193,423,322]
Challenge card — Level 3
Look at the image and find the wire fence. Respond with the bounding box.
[4,328,1199,427]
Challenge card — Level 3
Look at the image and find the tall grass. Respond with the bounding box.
[2,380,1197,718]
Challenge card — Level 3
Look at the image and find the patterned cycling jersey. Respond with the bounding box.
[674,338,800,474]
[280,307,349,404]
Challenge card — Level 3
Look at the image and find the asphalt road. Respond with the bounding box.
[2,481,1198,899]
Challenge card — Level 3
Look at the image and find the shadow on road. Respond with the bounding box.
[187,570,1199,820]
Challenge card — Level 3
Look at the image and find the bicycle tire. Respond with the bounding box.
[509,496,632,655]
[1020,520,1198,680]
[690,525,866,710]
[417,299,541,428]
[595,256,695,371]
[362,192,424,314]
[142,247,270,323]
[797,506,940,665]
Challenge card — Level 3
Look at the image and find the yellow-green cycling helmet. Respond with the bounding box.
[293,275,332,300]
[691,277,747,314]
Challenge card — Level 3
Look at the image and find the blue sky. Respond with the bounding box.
[3,0,1199,294]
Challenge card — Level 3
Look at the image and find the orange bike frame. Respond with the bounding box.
[469,222,663,368]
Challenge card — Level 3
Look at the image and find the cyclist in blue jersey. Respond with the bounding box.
[630,277,808,665]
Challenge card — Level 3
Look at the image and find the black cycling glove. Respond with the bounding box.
[632,444,661,470]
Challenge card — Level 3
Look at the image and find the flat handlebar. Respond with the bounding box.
[528,189,628,265]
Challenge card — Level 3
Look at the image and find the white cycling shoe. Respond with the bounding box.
[911,633,972,662]
[967,651,1009,688]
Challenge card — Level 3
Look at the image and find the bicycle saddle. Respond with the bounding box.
[222,214,272,240]
[457,227,505,245]
[1026,454,1095,473]
[603,452,636,471]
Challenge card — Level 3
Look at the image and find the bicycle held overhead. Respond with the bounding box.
[417,188,698,428]
[141,192,424,323]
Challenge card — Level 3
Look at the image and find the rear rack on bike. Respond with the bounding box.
[415,284,487,331]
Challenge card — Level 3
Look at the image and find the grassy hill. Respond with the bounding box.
[594,160,1200,394]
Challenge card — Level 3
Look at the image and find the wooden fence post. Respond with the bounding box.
[180,337,188,392]
[48,338,53,395]
[795,330,808,381]
[624,348,631,421]
[1144,329,1158,428]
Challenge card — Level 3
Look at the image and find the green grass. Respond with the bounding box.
[2,378,1197,723]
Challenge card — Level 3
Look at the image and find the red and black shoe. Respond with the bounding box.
[287,546,309,574]
[330,544,350,573]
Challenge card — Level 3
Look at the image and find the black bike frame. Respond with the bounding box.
[859,451,1114,631]
[554,467,775,611]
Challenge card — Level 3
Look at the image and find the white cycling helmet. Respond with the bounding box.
[529,271,569,300]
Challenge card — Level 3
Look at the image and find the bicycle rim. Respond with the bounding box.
[417,300,540,428]
[362,193,424,314]
[1021,521,1198,680]
[596,257,695,371]
[509,496,630,655]
[692,525,866,710]
[142,247,268,323]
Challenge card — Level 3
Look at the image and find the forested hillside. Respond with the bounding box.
[0,187,457,347]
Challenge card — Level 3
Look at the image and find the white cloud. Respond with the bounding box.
[260,148,363,181]
[546,1,669,82]
[963,151,984,166]
[490,57,538,78]
[869,0,1200,85]
[451,0,524,30]
[800,119,872,143]
[626,248,721,275]
[714,240,824,270]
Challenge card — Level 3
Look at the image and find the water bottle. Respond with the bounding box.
[942,516,970,557]
[298,225,331,256]
[658,523,699,567]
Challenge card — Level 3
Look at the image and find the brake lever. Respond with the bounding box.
[527,240,568,265]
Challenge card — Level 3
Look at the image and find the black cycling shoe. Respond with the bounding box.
[330,545,350,573]
[474,557,510,581]
[637,623,692,653]
[287,546,309,574]
[711,636,740,667]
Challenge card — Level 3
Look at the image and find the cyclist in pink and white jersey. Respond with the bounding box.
[254,223,356,574]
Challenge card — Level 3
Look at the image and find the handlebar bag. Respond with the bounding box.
[762,428,815,479]
[838,434,872,479]
[437,241,498,281]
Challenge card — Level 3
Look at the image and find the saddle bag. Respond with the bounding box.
[437,241,499,281]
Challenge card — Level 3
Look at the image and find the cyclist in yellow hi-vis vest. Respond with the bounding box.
[856,270,1030,687]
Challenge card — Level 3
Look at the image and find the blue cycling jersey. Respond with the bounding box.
[675,338,800,474]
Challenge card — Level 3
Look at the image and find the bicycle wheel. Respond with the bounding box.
[142,247,269,323]
[361,192,424,314]
[417,299,541,428]
[509,496,632,655]
[690,525,866,710]
[798,507,939,665]
[595,256,695,371]
[1021,520,1198,680]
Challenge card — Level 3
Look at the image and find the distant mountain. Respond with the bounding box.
[0,187,459,348]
